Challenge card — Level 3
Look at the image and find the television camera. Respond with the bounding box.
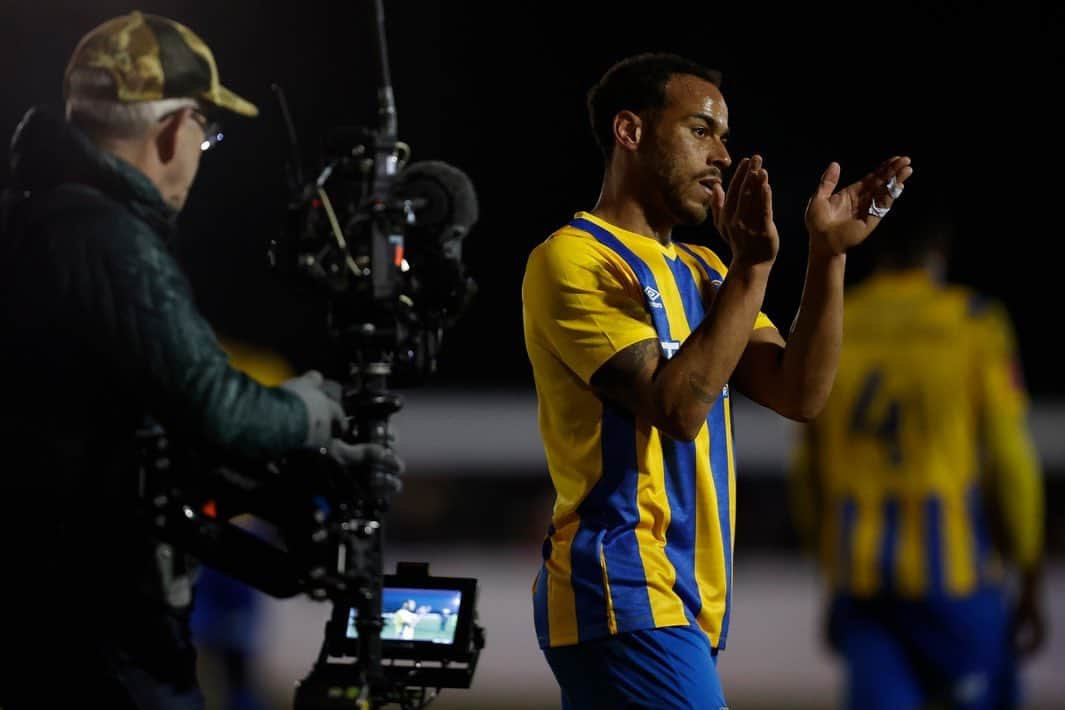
[140,1,483,707]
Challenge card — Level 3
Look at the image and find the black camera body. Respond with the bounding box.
[260,2,481,706]
[139,2,483,706]
[137,436,485,709]
[269,119,477,383]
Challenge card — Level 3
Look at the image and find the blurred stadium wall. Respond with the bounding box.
[243,390,1065,710]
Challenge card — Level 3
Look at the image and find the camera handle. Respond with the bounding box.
[349,359,402,696]
[295,358,419,709]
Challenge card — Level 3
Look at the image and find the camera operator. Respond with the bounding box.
[0,12,401,709]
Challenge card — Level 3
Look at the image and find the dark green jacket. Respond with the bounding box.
[0,108,306,684]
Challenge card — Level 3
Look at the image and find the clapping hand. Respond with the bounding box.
[805,156,913,256]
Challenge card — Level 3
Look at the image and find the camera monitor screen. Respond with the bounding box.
[347,586,463,645]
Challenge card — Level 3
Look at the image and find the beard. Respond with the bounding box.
[646,140,711,227]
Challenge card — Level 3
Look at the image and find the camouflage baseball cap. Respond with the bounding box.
[64,11,258,117]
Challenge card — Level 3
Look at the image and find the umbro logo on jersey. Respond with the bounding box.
[644,286,664,308]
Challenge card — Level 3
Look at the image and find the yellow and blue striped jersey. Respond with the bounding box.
[791,269,1044,599]
[522,212,775,649]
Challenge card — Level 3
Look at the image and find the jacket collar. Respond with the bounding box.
[9,107,179,241]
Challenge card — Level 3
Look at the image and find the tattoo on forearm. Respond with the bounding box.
[616,339,659,374]
[592,338,660,391]
[688,374,717,404]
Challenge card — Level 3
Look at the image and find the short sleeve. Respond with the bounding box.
[522,236,656,384]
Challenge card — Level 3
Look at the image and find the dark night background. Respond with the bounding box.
[2,4,1063,707]
[1,0,1060,395]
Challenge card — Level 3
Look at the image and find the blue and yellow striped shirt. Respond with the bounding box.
[791,270,1043,598]
[522,212,774,649]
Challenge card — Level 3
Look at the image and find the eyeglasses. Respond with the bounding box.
[161,107,223,152]
[190,109,223,152]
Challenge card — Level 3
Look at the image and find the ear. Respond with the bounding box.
[612,110,642,154]
[155,108,187,164]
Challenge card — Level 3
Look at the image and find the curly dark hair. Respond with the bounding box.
[586,52,722,160]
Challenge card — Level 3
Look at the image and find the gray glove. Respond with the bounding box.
[327,440,405,495]
[280,370,347,449]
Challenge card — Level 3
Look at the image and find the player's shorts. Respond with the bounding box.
[829,588,1018,710]
[542,624,727,709]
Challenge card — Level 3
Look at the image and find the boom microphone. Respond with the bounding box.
[392,160,479,246]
